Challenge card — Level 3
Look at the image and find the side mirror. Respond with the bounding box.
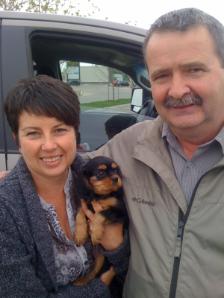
[131,88,157,119]
[131,88,143,113]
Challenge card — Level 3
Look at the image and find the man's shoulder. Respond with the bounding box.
[117,117,162,141]
[132,118,159,130]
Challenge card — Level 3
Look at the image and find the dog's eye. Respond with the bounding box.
[96,170,106,179]
[111,168,120,174]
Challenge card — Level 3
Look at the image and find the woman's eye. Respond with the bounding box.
[55,128,67,134]
[26,131,39,137]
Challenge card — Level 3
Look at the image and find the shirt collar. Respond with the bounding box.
[64,167,72,197]
[162,122,224,154]
[215,127,224,153]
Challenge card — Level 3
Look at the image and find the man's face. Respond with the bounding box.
[145,26,224,138]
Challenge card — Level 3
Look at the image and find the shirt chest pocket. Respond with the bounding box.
[194,172,224,205]
[122,169,178,213]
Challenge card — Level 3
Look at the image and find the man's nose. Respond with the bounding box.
[168,74,191,99]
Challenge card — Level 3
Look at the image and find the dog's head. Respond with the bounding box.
[82,156,122,196]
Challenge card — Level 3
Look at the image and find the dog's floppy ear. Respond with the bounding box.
[82,175,92,190]
[82,159,92,176]
[76,176,91,201]
[82,166,89,178]
[76,164,94,199]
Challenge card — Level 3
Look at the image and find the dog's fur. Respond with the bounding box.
[74,156,128,287]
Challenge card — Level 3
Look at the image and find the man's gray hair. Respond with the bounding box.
[143,8,224,66]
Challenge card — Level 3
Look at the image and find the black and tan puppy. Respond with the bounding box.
[75,155,128,246]
[74,156,128,287]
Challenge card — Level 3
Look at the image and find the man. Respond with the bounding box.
[91,8,224,298]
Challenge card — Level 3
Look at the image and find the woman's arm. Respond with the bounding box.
[0,200,111,298]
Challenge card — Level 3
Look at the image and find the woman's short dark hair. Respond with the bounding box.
[4,75,80,136]
[143,8,224,67]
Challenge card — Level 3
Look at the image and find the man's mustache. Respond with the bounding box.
[164,93,203,108]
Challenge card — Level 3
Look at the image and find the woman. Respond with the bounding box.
[0,75,128,297]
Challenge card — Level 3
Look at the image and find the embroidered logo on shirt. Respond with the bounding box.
[131,197,155,206]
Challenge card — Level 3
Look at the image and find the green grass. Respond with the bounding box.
[80,98,130,109]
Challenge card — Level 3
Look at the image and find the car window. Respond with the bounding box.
[30,32,143,150]
[59,60,137,150]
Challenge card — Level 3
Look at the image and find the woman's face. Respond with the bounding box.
[17,111,77,182]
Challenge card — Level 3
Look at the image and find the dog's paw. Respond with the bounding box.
[91,225,104,245]
[74,227,88,246]
[74,208,88,246]
[90,213,106,245]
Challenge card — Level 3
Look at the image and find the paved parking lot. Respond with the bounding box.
[72,83,132,103]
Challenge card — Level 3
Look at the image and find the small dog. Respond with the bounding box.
[74,156,128,286]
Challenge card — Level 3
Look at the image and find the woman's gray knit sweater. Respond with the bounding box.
[0,157,129,297]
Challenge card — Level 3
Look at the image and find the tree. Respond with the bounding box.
[0,0,100,17]
[0,0,27,11]
[26,0,61,14]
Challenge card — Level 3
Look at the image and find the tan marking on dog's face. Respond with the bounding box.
[98,164,107,170]
[97,197,119,209]
[89,176,122,195]
[111,162,118,169]
[90,176,97,182]
[111,175,122,189]
[90,176,113,195]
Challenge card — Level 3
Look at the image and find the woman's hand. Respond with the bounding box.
[81,200,124,251]
[0,171,9,180]
[100,266,116,286]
